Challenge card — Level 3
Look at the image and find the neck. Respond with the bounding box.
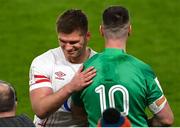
[105,38,126,51]
[0,110,16,118]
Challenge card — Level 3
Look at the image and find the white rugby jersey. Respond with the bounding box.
[29,47,96,126]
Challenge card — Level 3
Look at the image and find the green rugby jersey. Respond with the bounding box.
[72,48,163,127]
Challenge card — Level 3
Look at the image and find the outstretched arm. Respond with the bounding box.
[30,66,96,119]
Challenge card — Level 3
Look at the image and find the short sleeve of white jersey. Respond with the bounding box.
[29,50,54,91]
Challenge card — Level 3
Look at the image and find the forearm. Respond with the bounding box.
[148,102,174,127]
[31,84,73,119]
[148,115,173,127]
[148,117,163,127]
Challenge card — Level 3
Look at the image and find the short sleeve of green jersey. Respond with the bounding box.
[71,91,84,107]
[143,65,163,105]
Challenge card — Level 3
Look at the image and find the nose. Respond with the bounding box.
[65,43,73,51]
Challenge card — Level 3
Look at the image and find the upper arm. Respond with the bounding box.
[155,101,174,122]
[30,87,53,103]
[29,62,53,110]
[30,87,53,111]
[29,60,52,90]
[29,56,53,111]
[149,101,174,126]
[144,66,174,126]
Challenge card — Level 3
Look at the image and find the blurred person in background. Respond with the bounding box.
[0,80,35,127]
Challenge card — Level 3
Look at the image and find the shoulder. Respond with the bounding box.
[31,47,66,66]
[31,47,57,64]
[0,115,35,127]
[125,54,156,78]
[84,53,101,67]
[16,114,35,127]
[29,48,60,75]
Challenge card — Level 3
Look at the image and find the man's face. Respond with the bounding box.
[58,31,89,63]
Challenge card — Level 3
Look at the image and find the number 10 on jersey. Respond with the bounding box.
[95,84,129,116]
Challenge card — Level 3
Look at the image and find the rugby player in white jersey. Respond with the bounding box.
[29,9,96,127]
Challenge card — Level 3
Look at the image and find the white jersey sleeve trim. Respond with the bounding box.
[30,82,52,91]
[155,77,163,92]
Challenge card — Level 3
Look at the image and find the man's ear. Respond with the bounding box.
[128,25,132,36]
[99,25,104,37]
[86,31,91,41]
[13,101,17,112]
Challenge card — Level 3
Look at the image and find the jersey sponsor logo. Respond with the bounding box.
[55,71,66,80]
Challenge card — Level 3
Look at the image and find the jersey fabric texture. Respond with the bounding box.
[0,114,35,127]
[72,48,164,127]
[29,47,96,127]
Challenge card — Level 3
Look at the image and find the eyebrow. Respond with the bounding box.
[59,38,80,44]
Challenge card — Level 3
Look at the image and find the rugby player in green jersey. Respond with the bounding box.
[71,5,174,127]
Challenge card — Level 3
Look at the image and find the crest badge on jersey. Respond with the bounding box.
[55,71,66,80]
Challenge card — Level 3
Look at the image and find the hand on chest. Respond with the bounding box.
[52,64,81,91]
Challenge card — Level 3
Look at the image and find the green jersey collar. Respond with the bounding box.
[104,48,125,54]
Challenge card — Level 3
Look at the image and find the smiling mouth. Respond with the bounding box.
[67,51,74,54]
[67,51,77,56]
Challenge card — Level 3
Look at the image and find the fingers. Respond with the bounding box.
[81,67,96,87]
[73,66,96,90]
[84,66,94,72]
[84,80,93,86]
[84,72,96,84]
[84,69,96,79]
[82,66,96,80]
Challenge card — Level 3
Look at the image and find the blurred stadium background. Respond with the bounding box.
[0,0,179,126]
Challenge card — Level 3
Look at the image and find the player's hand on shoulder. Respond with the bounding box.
[68,65,96,92]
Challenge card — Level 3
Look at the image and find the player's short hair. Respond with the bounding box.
[102,5,130,38]
[0,80,17,112]
[56,9,88,35]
